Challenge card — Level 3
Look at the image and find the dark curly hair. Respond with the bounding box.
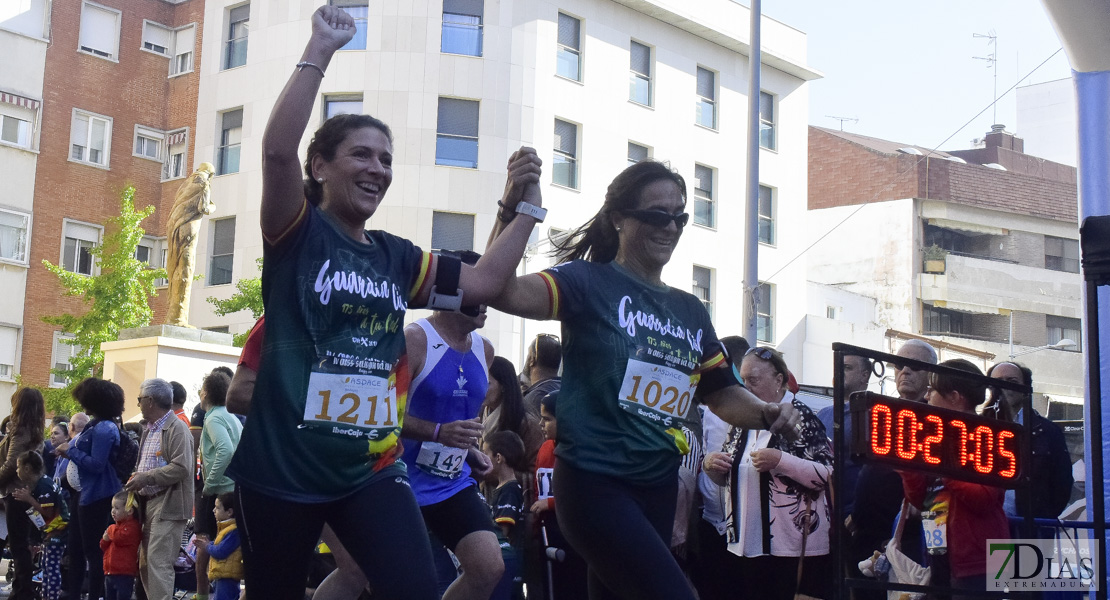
[302,113,393,206]
[202,371,231,407]
[554,160,686,264]
[72,377,125,420]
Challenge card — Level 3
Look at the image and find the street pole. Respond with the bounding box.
[742,0,762,343]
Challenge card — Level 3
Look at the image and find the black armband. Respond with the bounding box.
[697,364,741,398]
[428,254,463,311]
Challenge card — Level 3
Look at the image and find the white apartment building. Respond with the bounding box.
[188,0,819,368]
[0,1,50,401]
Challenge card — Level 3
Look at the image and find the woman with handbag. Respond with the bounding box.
[0,387,47,600]
[705,347,833,600]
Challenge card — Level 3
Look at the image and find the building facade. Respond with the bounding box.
[187,0,819,368]
[806,125,1083,412]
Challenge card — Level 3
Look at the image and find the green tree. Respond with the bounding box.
[207,257,263,346]
[39,186,166,415]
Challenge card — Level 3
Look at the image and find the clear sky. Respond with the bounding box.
[759,0,1072,151]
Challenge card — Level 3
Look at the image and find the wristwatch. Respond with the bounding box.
[514,202,547,223]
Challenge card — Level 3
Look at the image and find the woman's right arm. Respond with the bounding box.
[67,425,113,474]
[260,6,356,241]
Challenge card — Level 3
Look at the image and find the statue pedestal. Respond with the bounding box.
[103,325,240,422]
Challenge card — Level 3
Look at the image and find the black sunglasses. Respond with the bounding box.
[745,347,775,361]
[622,209,689,229]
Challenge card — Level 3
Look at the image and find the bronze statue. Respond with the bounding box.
[165,162,215,327]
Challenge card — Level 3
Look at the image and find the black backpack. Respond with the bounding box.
[109,423,140,484]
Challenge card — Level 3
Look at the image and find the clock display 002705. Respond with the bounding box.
[849,392,1025,488]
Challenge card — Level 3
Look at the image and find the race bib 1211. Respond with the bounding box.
[303,372,398,441]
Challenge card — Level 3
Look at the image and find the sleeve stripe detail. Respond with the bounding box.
[263,200,309,246]
[409,252,434,299]
[538,271,559,319]
[494,517,517,526]
[697,351,727,374]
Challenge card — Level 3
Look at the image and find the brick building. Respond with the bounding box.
[805,125,1084,410]
[1,0,204,401]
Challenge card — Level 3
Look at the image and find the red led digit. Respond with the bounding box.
[998,430,1017,478]
[871,403,893,456]
[952,420,969,466]
[922,415,943,465]
[972,425,994,474]
[896,409,919,460]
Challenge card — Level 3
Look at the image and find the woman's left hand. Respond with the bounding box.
[500,147,543,212]
[749,448,782,472]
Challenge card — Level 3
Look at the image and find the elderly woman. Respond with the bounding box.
[486,160,799,599]
[1,388,46,600]
[223,7,542,599]
[54,378,124,600]
[703,347,833,600]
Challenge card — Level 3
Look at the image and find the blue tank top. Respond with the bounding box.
[401,319,489,506]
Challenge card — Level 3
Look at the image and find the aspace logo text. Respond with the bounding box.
[987,539,1099,591]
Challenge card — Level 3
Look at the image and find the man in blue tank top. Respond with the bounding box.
[401,307,504,599]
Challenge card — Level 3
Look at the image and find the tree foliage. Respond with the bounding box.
[207,257,263,346]
[39,186,166,415]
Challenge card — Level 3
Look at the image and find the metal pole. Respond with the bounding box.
[741,0,762,342]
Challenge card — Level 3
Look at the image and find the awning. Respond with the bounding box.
[931,300,1011,316]
[0,92,40,110]
[927,218,1008,236]
[166,130,187,146]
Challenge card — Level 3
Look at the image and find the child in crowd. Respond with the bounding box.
[12,451,69,600]
[101,491,141,600]
[483,431,527,600]
[528,391,588,599]
[196,492,243,600]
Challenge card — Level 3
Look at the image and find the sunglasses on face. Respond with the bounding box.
[622,209,689,229]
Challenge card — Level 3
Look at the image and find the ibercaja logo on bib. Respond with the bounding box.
[987,538,1099,592]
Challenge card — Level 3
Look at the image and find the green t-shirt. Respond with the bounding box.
[227,205,431,502]
[539,260,726,486]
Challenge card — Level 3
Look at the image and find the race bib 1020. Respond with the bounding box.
[617,358,696,430]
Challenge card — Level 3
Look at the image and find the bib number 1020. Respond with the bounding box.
[304,372,396,429]
[618,359,695,421]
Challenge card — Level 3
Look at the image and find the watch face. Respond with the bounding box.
[850,392,1024,488]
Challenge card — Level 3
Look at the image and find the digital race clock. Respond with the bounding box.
[849,392,1026,487]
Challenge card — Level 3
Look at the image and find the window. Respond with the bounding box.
[217,109,243,175]
[331,0,368,51]
[62,220,101,276]
[51,332,80,387]
[1045,236,1080,273]
[758,185,775,245]
[79,2,121,60]
[693,265,712,317]
[759,91,776,150]
[171,25,196,75]
[224,4,250,70]
[435,98,479,168]
[70,109,112,167]
[441,0,483,56]
[0,114,31,149]
[629,41,652,105]
[693,164,714,227]
[1047,315,1082,351]
[209,218,236,285]
[552,119,578,189]
[431,211,475,252]
[756,282,774,343]
[826,306,838,320]
[133,126,163,161]
[696,67,716,129]
[141,20,172,55]
[627,142,649,166]
[162,129,188,181]
[556,13,581,81]
[136,236,167,285]
[325,95,364,120]
[923,304,970,336]
[0,209,30,265]
[0,326,16,381]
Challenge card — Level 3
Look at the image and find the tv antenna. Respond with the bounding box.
[826,115,858,131]
[973,30,998,125]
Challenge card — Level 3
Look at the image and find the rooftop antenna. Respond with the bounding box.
[973,30,998,125]
[826,115,858,131]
